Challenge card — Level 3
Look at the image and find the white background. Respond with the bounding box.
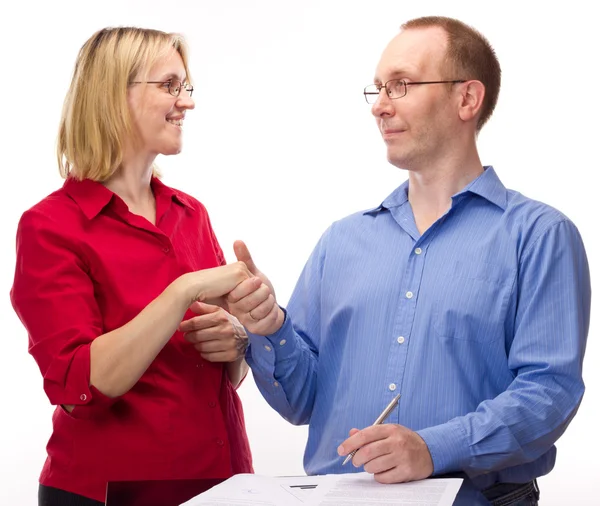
[0,1,596,504]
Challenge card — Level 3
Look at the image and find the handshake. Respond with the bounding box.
[174,240,284,363]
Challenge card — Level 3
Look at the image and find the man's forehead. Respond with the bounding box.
[375,26,448,80]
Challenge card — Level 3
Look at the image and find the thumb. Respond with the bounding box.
[189,301,221,315]
[234,240,259,275]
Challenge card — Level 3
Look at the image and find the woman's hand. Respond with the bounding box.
[179,302,248,362]
[178,261,252,307]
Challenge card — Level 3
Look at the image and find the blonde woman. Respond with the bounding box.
[10,27,256,505]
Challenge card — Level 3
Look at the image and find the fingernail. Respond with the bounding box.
[337,445,344,456]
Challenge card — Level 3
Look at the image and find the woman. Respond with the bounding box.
[10,27,255,505]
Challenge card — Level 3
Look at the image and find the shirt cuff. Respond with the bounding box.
[44,343,120,415]
[246,307,298,363]
[417,418,471,475]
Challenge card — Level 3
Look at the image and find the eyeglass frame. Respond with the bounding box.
[364,79,467,104]
[129,79,194,98]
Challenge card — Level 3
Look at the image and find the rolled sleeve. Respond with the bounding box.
[11,209,116,410]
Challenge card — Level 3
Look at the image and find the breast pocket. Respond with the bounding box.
[432,260,515,342]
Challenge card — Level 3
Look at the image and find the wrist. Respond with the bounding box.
[273,306,286,333]
[170,273,196,308]
[226,357,249,388]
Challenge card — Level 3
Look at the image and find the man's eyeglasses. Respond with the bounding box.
[129,79,194,98]
[363,79,466,104]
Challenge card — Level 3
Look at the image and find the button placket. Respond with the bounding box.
[384,242,426,416]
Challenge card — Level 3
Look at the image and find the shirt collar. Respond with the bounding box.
[150,176,195,210]
[63,177,114,220]
[363,166,507,215]
[459,166,507,210]
[63,176,194,220]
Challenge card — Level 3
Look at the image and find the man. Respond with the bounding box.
[227,16,590,506]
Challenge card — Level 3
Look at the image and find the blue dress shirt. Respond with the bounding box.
[246,167,590,490]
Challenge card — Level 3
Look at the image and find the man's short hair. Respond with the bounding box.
[402,16,501,131]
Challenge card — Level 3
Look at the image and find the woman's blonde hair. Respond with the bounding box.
[57,27,191,181]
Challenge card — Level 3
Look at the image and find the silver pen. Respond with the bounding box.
[342,393,401,466]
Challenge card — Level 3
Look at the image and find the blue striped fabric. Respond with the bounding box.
[246,166,590,489]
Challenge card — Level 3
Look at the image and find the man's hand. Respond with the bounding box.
[337,424,434,483]
[179,302,248,362]
[227,241,285,335]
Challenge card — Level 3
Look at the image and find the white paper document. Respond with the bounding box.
[179,473,462,506]
[314,473,462,506]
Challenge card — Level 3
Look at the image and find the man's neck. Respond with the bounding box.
[407,150,483,235]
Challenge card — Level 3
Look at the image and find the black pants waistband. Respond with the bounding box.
[482,479,540,506]
[38,484,104,506]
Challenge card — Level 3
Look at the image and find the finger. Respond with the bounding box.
[240,302,283,335]
[248,294,276,320]
[189,301,221,315]
[338,425,389,455]
[179,311,228,332]
[365,454,398,478]
[183,325,232,343]
[231,284,271,314]
[227,277,264,304]
[233,240,259,275]
[352,439,393,469]
[193,339,233,354]
[374,461,408,484]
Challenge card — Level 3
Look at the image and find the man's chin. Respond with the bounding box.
[387,151,411,170]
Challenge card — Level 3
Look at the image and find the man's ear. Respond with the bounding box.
[458,80,485,125]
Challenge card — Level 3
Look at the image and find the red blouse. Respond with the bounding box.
[10,176,253,502]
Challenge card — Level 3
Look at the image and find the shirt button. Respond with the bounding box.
[273,381,279,387]
[389,383,397,391]
[264,345,272,351]
[397,336,405,344]
[414,248,422,255]
[80,394,87,401]
[279,339,287,346]
[406,291,413,299]
[162,246,170,253]
[216,439,224,446]
[208,401,216,408]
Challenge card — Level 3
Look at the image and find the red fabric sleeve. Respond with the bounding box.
[10,209,115,411]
